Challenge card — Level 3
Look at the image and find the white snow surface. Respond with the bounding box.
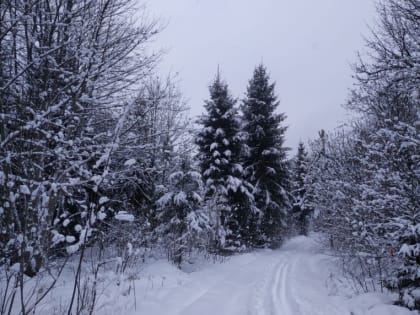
[114,211,135,222]
[124,158,136,166]
[24,235,417,315]
[97,235,416,314]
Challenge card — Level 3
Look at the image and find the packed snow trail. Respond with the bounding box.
[98,235,415,315]
[128,236,350,315]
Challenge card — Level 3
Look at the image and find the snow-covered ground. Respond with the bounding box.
[33,235,417,315]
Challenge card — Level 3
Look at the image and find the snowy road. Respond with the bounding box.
[100,236,415,315]
[131,237,350,315]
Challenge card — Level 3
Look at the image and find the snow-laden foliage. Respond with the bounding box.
[310,0,419,309]
[0,0,171,313]
[241,64,290,246]
[0,0,417,313]
[290,142,313,236]
[108,75,189,244]
[196,72,255,250]
[156,155,210,266]
[0,0,159,272]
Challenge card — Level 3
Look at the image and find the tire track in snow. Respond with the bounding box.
[178,255,262,315]
[137,237,356,315]
[287,253,349,315]
[250,256,300,315]
[270,259,301,315]
[249,259,277,315]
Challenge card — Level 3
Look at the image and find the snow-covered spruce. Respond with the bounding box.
[290,142,313,236]
[156,155,210,266]
[241,64,291,246]
[196,72,255,250]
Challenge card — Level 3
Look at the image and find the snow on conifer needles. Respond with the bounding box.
[0,0,418,313]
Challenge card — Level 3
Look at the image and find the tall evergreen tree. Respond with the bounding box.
[196,72,254,250]
[242,64,290,245]
[291,142,312,235]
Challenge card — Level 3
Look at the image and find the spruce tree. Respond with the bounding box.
[291,142,311,235]
[242,64,290,246]
[156,155,209,267]
[196,72,254,250]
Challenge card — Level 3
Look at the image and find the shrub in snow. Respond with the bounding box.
[156,156,209,266]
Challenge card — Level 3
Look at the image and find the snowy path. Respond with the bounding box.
[248,239,349,315]
[127,237,349,315]
[99,236,415,315]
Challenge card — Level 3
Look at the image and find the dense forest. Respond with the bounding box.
[0,0,418,313]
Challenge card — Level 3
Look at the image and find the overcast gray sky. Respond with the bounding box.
[146,0,375,152]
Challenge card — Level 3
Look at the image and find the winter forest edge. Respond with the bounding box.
[0,0,419,314]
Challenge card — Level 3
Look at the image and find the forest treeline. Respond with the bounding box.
[0,0,418,313]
